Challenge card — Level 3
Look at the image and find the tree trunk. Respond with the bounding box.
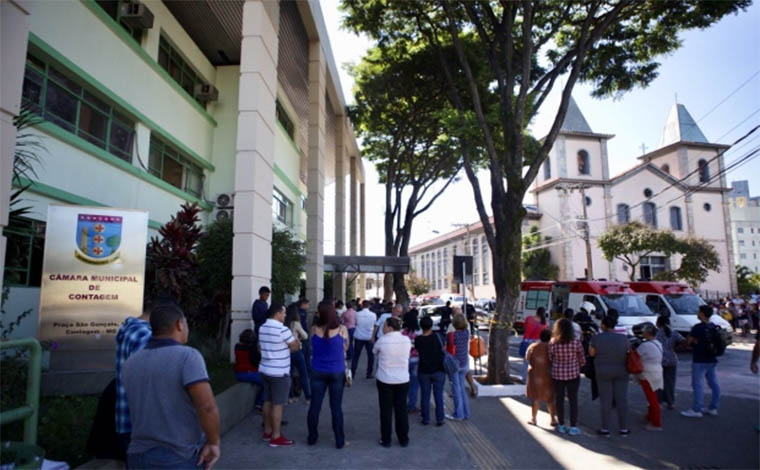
[383,273,394,302]
[486,200,525,384]
[392,272,410,311]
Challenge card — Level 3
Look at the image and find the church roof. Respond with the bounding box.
[560,96,593,133]
[658,103,709,148]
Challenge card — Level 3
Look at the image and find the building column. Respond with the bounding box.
[0,0,31,289]
[349,156,358,295]
[306,40,326,309]
[718,154,738,294]
[559,192,574,280]
[332,119,346,301]
[359,181,366,299]
[230,0,279,360]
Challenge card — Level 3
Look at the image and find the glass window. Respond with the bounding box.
[738,227,744,233]
[640,255,668,280]
[149,136,205,197]
[577,150,590,175]
[276,100,295,139]
[698,159,710,183]
[21,52,135,162]
[643,202,657,228]
[739,240,745,246]
[481,237,489,285]
[661,164,670,174]
[95,1,144,43]
[543,157,551,180]
[617,204,630,224]
[2,218,46,287]
[525,290,550,310]
[473,242,480,286]
[157,35,208,106]
[670,206,682,231]
[272,187,293,226]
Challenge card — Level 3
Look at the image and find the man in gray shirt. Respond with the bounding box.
[123,302,220,469]
[589,315,630,437]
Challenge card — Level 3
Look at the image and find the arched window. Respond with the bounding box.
[661,164,670,174]
[544,157,551,180]
[698,159,710,183]
[617,204,630,224]
[670,206,682,231]
[577,150,590,175]
[644,202,658,228]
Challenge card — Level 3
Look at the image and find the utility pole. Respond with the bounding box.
[579,185,594,280]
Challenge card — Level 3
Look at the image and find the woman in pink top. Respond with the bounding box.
[521,307,548,382]
[341,301,357,365]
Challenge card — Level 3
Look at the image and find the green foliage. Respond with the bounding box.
[522,226,559,280]
[736,265,760,295]
[1,286,32,340]
[197,219,233,299]
[405,270,430,296]
[271,227,305,304]
[599,222,720,285]
[10,102,47,219]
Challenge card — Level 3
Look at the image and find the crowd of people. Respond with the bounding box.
[93,287,760,470]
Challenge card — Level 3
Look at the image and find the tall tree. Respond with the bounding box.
[342,0,749,383]
[350,45,463,308]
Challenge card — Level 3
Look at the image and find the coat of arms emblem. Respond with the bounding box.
[75,214,122,264]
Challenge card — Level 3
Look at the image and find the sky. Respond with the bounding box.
[320,1,760,257]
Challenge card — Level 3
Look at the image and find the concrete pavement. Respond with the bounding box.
[218,334,760,469]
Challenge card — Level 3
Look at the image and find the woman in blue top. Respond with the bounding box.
[446,314,471,420]
[307,300,350,448]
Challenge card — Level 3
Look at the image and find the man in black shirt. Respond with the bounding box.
[681,305,721,418]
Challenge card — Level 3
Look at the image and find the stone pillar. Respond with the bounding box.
[306,40,326,308]
[349,156,358,294]
[0,0,31,289]
[359,181,366,299]
[230,0,279,360]
[332,119,346,301]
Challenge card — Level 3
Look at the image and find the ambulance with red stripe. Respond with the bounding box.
[516,280,657,335]
[626,281,731,334]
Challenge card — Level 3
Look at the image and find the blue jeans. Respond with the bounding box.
[346,328,356,362]
[691,362,720,412]
[307,370,345,448]
[127,447,199,470]
[419,371,445,424]
[408,357,419,410]
[290,349,312,400]
[450,368,470,419]
[351,338,374,378]
[235,371,265,407]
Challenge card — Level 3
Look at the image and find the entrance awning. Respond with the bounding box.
[323,256,410,274]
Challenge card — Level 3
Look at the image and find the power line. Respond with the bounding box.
[715,107,760,142]
[696,69,760,123]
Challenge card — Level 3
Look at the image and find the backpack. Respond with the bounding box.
[705,324,727,357]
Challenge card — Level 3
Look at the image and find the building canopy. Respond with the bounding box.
[323,256,410,274]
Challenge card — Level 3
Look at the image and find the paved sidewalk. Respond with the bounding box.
[218,338,760,469]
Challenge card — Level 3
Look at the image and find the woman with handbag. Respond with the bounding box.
[307,301,350,448]
[549,318,586,436]
[589,315,630,437]
[521,307,548,382]
[446,314,471,420]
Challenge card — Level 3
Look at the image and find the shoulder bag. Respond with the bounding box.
[626,347,643,374]
[436,333,460,377]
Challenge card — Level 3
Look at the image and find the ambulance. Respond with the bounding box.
[626,281,732,334]
[516,280,657,335]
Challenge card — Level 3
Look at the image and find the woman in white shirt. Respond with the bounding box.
[637,323,663,431]
[372,317,411,447]
[285,303,311,403]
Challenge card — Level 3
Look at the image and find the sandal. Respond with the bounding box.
[550,421,559,427]
[527,419,537,426]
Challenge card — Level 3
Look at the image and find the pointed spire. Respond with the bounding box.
[560,96,593,133]
[658,103,709,148]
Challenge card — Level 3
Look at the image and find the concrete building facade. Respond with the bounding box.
[728,180,760,273]
[0,0,366,358]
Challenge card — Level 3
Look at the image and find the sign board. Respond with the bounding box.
[452,255,473,284]
[38,205,148,354]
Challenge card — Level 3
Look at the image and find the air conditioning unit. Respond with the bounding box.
[214,193,234,222]
[194,84,219,103]
[119,2,154,30]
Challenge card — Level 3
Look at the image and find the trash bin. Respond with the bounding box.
[1,441,45,470]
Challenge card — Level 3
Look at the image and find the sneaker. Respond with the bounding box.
[705,408,719,416]
[445,414,463,421]
[378,440,391,448]
[680,409,704,418]
[269,435,294,447]
[568,427,581,436]
[619,429,630,437]
[556,425,567,434]
[645,424,663,432]
[261,432,272,441]
[597,429,611,437]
